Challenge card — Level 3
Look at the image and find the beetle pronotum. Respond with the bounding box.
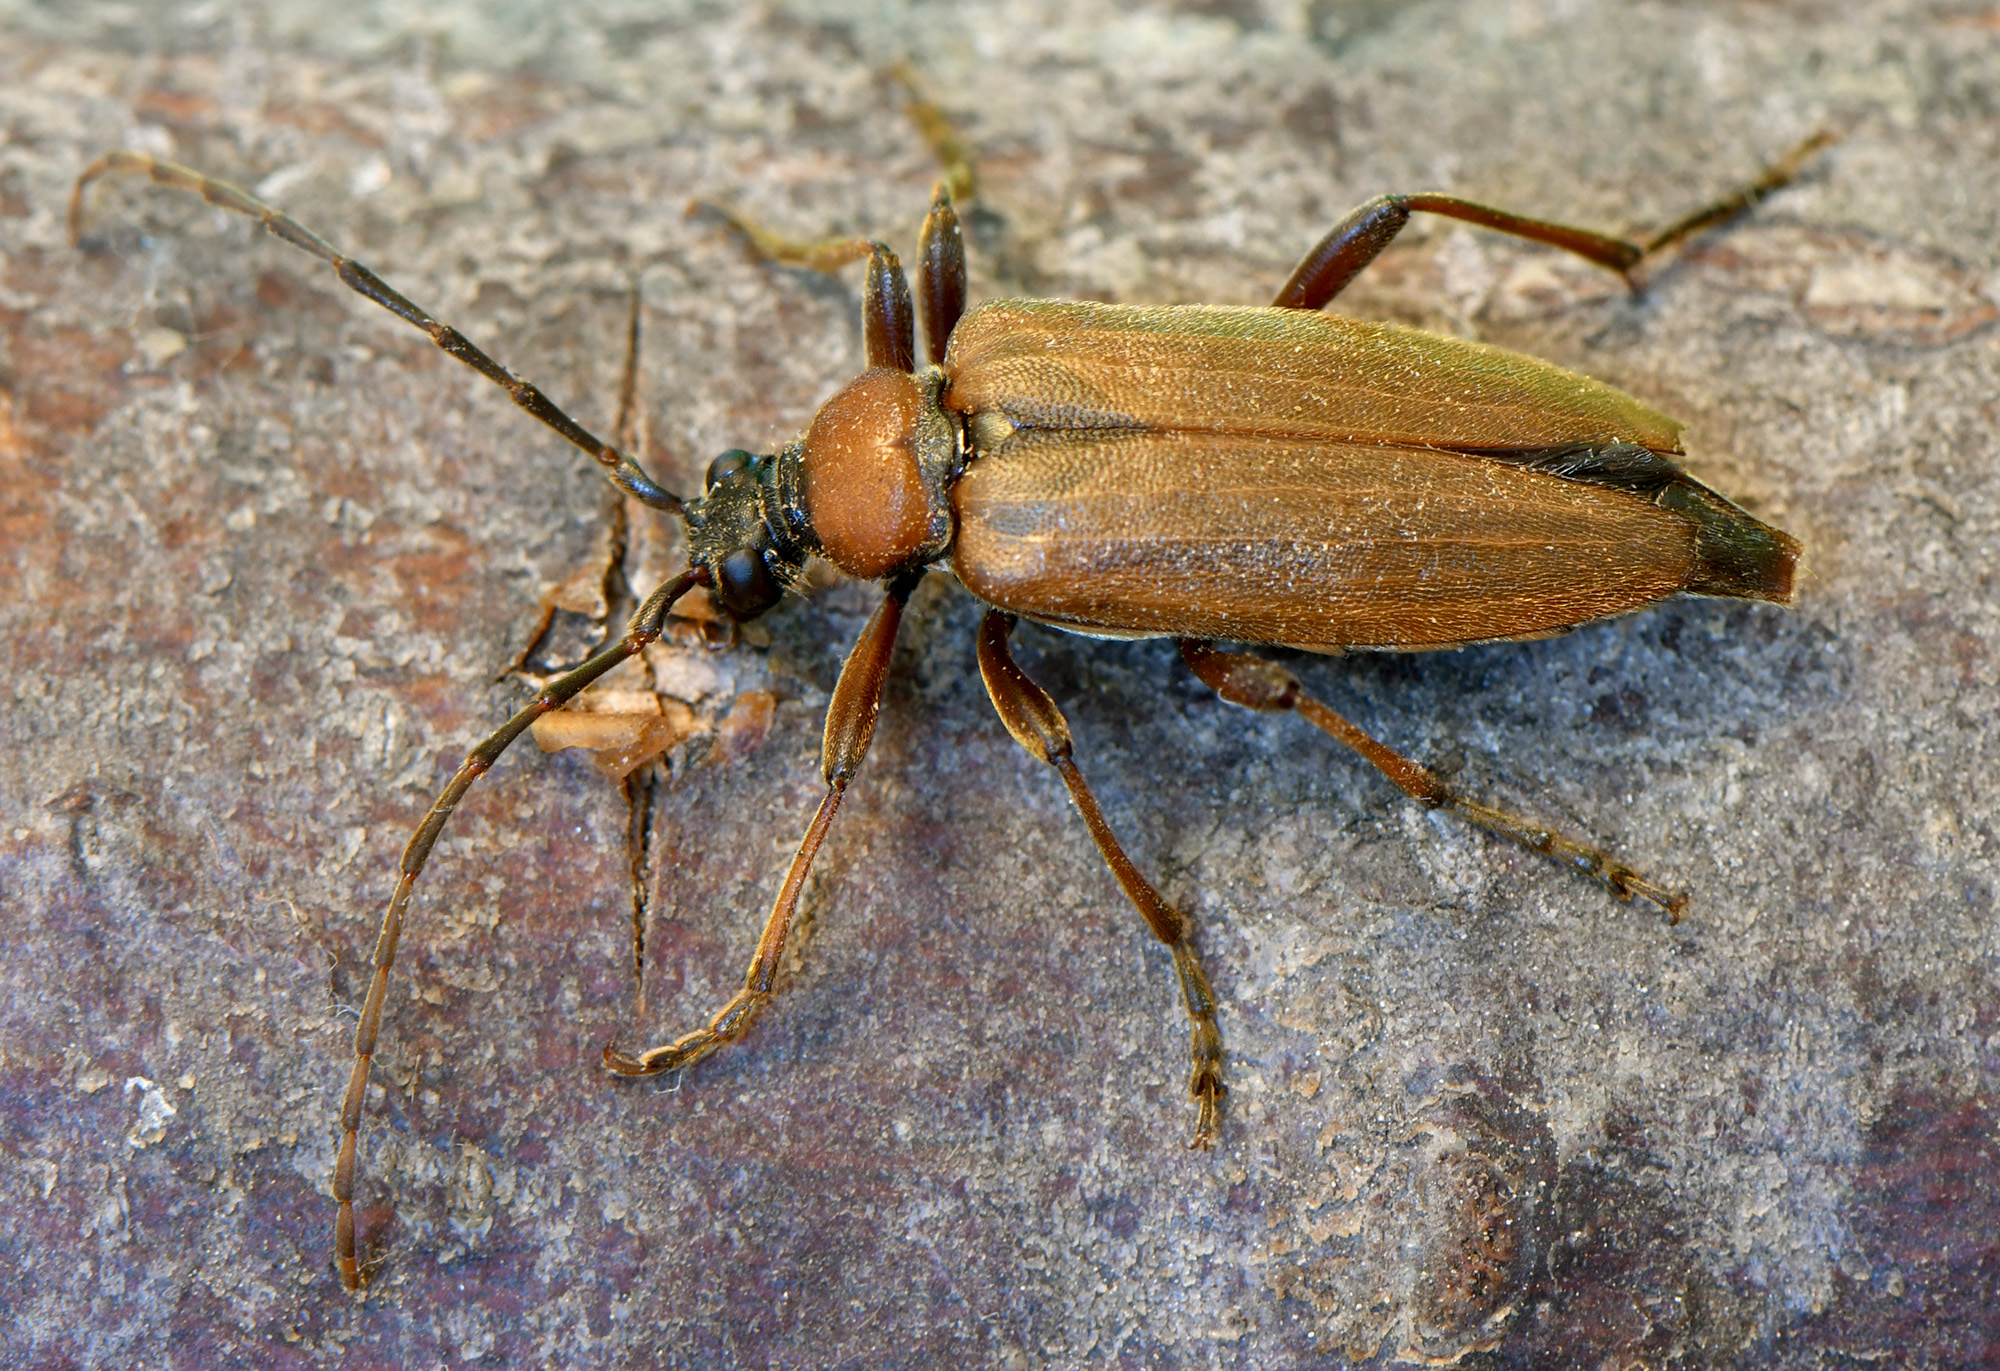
[71,133,1820,1288]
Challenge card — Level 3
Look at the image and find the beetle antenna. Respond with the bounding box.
[69,150,684,514]
[333,565,707,1290]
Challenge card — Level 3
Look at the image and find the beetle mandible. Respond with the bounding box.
[70,134,1820,1289]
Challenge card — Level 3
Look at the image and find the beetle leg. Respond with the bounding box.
[1178,641,1688,923]
[610,280,658,1010]
[611,278,647,455]
[334,567,704,1290]
[69,151,683,514]
[1628,130,1838,268]
[1273,194,1642,309]
[1273,130,1837,308]
[888,59,978,206]
[916,182,967,364]
[862,244,917,372]
[695,202,918,374]
[602,573,920,1076]
[689,200,877,271]
[978,612,1225,1149]
[698,65,971,367]
[503,282,653,684]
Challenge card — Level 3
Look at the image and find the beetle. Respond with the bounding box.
[69,135,1818,1289]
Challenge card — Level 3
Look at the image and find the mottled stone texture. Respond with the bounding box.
[2,1,1995,1366]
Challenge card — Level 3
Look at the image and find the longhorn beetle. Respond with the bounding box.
[70,133,1821,1289]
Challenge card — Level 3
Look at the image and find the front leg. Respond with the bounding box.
[335,568,705,1290]
[603,573,919,1077]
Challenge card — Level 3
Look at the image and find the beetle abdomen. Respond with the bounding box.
[952,431,1703,650]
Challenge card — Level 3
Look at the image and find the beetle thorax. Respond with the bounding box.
[787,365,960,581]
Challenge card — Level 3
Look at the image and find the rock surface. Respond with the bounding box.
[1,1,1995,1366]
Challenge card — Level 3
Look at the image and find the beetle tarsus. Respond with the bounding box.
[693,200,879,273]
[1189,1087,1221,1152]
[1177,941,1227,1148]
[1456,796,1687,922]
[1634,128,1841,271]
[604,989,763,1076]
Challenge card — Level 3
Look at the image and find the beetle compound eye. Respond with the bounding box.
[714,545,782,619]
[706,449,754,490]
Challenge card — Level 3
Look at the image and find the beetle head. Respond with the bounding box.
[681,448,809,621]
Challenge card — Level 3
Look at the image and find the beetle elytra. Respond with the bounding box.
[70,134,1820,1289]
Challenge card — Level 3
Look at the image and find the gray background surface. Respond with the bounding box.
[1,1,1995,1366]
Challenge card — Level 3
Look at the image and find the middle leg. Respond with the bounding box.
[603,572,921,1078]
[978,612,1224,1148]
